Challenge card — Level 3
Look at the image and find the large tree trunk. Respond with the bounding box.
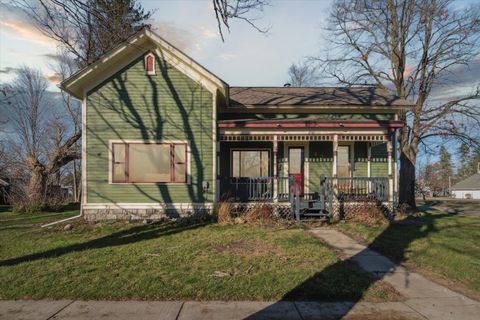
[399,152,416,208]
[27,164,48,206]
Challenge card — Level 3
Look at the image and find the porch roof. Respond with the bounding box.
[218,118,404,129]
[229,86,413,107]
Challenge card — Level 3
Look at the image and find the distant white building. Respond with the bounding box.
[451,173,480,199]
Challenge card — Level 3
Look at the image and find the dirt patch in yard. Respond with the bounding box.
[364,280,405,302]
[212,239,286,257]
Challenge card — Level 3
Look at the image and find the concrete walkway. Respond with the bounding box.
[309,227,480,320]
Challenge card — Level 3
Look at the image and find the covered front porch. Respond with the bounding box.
[216,120,400,218]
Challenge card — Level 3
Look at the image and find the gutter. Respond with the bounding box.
[41,204,83,228]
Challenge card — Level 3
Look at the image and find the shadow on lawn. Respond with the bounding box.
[246,210,454,319]
[0,220,211,267]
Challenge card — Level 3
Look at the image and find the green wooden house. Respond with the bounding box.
[61,27,412,221]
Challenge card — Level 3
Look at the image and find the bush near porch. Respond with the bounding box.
[334,208,480,299]
[0,205,399,301]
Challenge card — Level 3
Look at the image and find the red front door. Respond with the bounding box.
[289,147,304,196]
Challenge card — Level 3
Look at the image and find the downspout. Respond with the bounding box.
[41,205,83,228]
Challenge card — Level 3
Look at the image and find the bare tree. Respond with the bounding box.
[213,0,270,41]
[318,0,480,207]
[14,0,152,66]
[287,61,318,87]
[5,67,81,210]
[49,50,82,202]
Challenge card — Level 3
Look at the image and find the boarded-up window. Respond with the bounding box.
[232,150,269,177]
[112,142,187,183]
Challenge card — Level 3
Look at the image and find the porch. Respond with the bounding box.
[216,125,398,219]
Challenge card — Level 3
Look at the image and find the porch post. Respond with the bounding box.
[332,134,338,178]
[216,141,221,202]
[367,142,372,193]
[387,135,393,202]
[273,135,278,202]
[332,134,338,196]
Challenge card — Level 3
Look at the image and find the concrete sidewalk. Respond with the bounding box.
[309,227,480,320]
[0,299,426,320]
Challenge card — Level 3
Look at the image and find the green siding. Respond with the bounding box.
[86,54,214,203]
[219,112,395,121]
[308,142,333,193]
[371,143,388,177]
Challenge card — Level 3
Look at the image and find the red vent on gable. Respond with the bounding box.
[145,53,155,74]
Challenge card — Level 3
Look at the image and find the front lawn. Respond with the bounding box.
[0,206,397,301]
[335,208,480,298]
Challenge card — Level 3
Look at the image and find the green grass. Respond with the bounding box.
[335,209,480,296]
[0,206,397,301]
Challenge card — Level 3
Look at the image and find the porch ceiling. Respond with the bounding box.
[219,133,390,142]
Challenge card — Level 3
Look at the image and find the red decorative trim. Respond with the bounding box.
[218,120,404,129]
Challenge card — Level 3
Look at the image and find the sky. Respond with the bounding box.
[0,0,479,168]
[0,0,332,87]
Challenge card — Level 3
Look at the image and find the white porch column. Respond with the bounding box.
[367,142,372,193]
[216,141,220,202]
[387,135,394,202]
[273,135,278,202]
[332,134,338,178]
[332,134,339,197]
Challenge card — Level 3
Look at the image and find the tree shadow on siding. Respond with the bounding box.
[245,211,453,319]
[88,53,213,207]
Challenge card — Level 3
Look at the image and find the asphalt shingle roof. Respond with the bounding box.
[229,86,413,107]
[451,173,480,190]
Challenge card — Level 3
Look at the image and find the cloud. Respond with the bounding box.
[0,3,55,47]
[0,67,20,75]
[218,53,237,61]
[45,73,62,84]
[430,58,480,102]
[201,27,218,39]
[43,53,63,63]
[151,20,195,51]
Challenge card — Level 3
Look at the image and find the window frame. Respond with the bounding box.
[109,140,190,185]
[144,52,156,75]
[230,148,271,178]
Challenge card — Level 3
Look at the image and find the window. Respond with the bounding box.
[337,145,351,177]
[232,150,269,177]
[145,52,155,75]
[111,142,187,183]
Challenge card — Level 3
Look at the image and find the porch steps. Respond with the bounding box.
[299,200,330,220]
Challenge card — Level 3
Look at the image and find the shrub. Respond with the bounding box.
[12,202,42,215]
[343,201,388,226]
[244,205,275,225]
[215,201,234,224]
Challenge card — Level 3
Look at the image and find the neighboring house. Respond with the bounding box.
[451,173,480,199]
[61,27,412,221]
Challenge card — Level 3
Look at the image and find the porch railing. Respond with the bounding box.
[325,176,389,202]
[220,176,389,203]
